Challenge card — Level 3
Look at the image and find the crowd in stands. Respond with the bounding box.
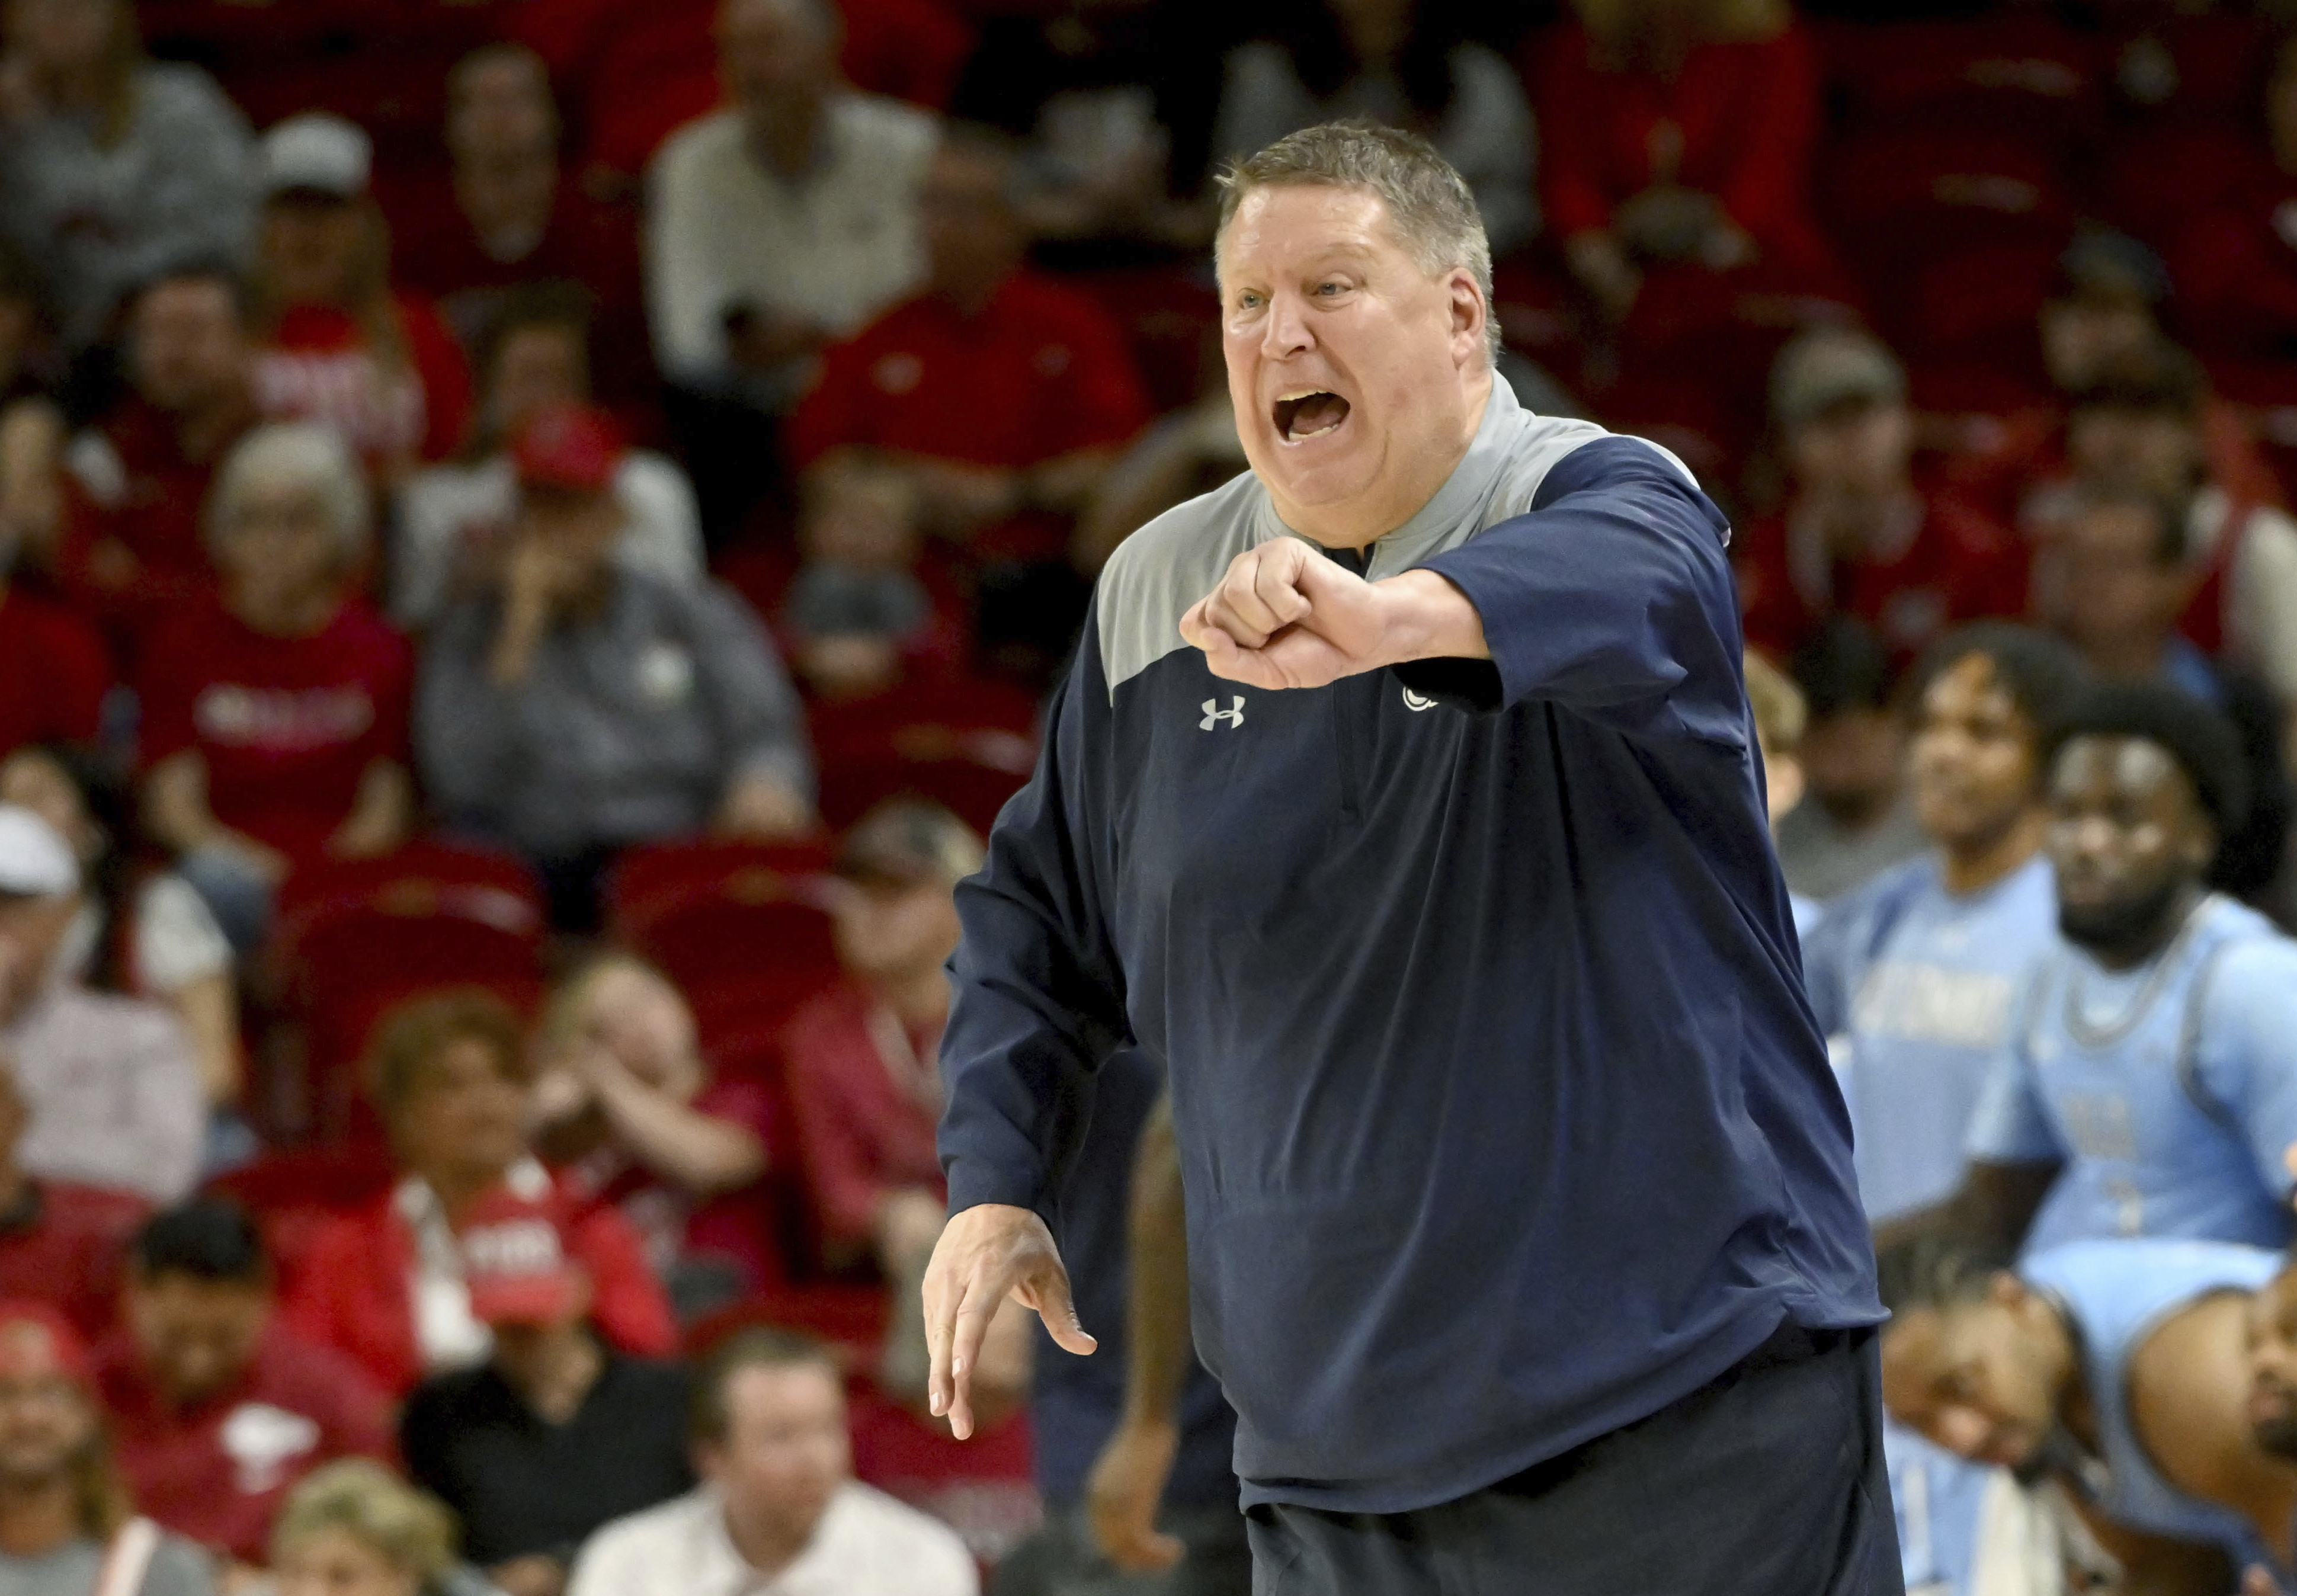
[11,0,2297,1590]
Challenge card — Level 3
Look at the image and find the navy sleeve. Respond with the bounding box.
[938,603,1133,1217]
[1397,437,1745,745]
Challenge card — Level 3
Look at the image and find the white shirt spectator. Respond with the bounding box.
[2,983,203,1201]
[568,1482,976,1596]
[645,95,936,389]
[393,452,706,629]
[2190,486,2297,706]
[57,876,232,999]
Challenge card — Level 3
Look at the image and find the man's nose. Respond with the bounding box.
[1261,291,1314,359]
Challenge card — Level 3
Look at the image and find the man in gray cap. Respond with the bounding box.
[1736,326,2024,664]
[0,808,201,1204]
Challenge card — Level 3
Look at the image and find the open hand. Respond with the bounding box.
[922,1203,1094,1440]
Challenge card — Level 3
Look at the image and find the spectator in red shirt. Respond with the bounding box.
[98,1199,395,1576]
[249,115,473,482]
[45,264,261,656]
[389,45,649,412]
[1735,328,2026,664]
[789,127,1151,670]
[0,566,105,761]
[0,1068,144,1341]
[139,423,414,955]
[284,990,678,1398]
[530,954,778,1316]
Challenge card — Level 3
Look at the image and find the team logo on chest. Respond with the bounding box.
[1401,687,1438,712]
[1200,696,1245,730]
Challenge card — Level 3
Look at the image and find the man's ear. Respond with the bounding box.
[1449,270,1487,363]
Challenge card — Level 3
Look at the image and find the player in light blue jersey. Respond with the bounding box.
[1882,1236,2291,1594]
[1962,681,2297,1257]
[1802,624,2085,1232]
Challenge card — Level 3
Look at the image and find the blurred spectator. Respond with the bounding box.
[43,264,260,645]
[0,540,107,758]
[1741,648,1817,941]
[139,424,414,956]
[1071,387,1244,577]
[789,127,1150,669]
[0,241,63,557]
[1212,0,1534,255]
[395,291,701,631]
[249,115,472,479]
[98,1200,395,1573]
[1801,625,2083,1235]
[1949,233,2285,527]
[0,744,241,1111]
[269,1460,475,1596]
[0,0,255,351]
[284,991,677,1396]
[0,805,202,1203]
[783,800,978,1278]
[418,404,813,934]
[2043,480,2290,900]
[946,0,1226,253]
[529,954,777,1317]
[401,1186,693,1596]
[646,0,937,534]
[1736,329,2025,663]
[1773,620,1926,903]
[390,46,648,409]
[1532,0,1841,326]
[566,1327,978,1596]
[0,1302,216,1596]
[781,464,963,700]
[2029,344,2297,746]
[0,1068,143,1339]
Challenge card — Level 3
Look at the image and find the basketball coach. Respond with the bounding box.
[922,120,1899,1595]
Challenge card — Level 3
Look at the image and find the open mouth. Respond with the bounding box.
[1273,390,1350,443]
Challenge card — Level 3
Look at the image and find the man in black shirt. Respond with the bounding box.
[399,1190,691,1596]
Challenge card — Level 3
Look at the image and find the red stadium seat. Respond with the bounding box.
[269,841,546,1146]
[810,677,1041,836]
[205,1147,399,1297]
[1821,14,2101,151]
[608,842,843,1041]
[684,1281,893,1369]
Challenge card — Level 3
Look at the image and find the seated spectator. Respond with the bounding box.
[0,241,64,555]
[0,544,106,759]
[139,424,414,956]
[0,806,202,1203]
[2030,344,2297,746]
[1773,620,1926,903]
[566,1328,977,1596]
[2043,481,2290,900]
[0,1302,216,1596]
[249,115,472,479]
[1742,648,1817,941]
[418,405,812,932]
[530,955,777,1316]
[97,1200,395,1574]
[389,44,648,409]
[1071,386,1244,577]
[1947,232,2285,527]
[945,0,1225,254]
[285,991,677,1396]
[645,0,938,534]
[43,265,261,647]
[789,127,1150,670]
[269,1460,480,1596]
[1532,0,1843,336]
[780,464,964,699]
[0,0,255,351]
[1736,329,2025,663]
[401,1187,693,1596]
[395,291,702,631]
[0,745,241,1113]
[1213,0,1534,255]
[783,800,978,1278]
[0,1068,143,1339]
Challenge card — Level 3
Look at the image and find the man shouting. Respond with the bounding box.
[924,120,1897,1595]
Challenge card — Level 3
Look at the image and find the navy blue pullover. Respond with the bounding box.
[938,381,1881,1514]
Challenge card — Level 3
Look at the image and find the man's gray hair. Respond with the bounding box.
[1215,120,1498,362]
[207,421,370,562]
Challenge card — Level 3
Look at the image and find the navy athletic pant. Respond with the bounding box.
[1245,1323,1904,1596]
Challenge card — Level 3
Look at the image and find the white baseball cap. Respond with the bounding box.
[262,113,373,200]
[0,807,77,900]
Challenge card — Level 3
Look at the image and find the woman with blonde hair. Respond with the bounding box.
[270,1461,482,1596]
[249,114,472,480]
[0,0,256,349]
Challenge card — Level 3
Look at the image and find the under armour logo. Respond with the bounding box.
[1200,696,1245,730]
[1401,688,1437,712]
